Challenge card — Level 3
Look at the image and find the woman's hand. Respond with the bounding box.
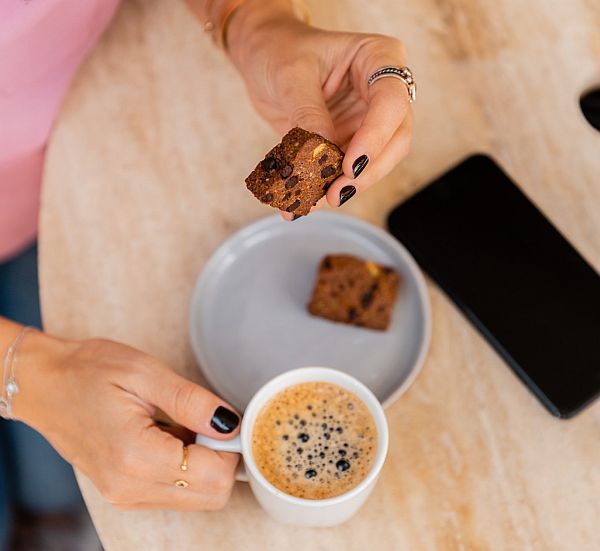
[227,0,413,216]
[13,329,241,511]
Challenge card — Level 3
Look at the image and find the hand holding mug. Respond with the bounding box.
[11,328,241,511]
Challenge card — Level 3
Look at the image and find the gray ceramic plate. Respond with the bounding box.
[189,212,431,411]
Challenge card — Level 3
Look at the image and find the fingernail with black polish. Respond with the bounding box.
[339,185,356,206]
[292,214,303,221]
[210,406,239,433]
[352,155,369,178]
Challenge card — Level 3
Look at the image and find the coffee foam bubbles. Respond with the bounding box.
[252,382,377,500]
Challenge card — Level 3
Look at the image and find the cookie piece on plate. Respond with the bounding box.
[246,127,344,216]
[307,254,401,330]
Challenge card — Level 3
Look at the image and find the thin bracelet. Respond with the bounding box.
[0,326,32,419]
[202,0,312,51]
[201,0,216,31]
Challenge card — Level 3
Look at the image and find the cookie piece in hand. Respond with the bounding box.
[307,254,401,331]
[246,127,344,216]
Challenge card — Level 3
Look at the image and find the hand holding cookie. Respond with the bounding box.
[226,0,413,216]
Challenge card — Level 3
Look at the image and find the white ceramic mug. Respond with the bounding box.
[196,367,389,527]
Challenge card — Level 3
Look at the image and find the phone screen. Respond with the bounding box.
[387,155,600,418]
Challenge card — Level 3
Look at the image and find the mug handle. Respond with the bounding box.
[195,434,248,482]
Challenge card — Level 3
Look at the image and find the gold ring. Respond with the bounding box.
[174,445,190,488]
[180,444,189,472]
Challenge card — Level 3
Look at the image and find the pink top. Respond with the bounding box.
[0,0,120,262]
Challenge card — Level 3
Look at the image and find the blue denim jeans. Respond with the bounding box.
[0,244,83,550]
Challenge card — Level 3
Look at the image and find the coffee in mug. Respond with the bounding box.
[252,381,377,499]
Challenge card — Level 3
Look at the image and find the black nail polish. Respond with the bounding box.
[210,406,239,433]
[292,214,303,221]
[352,155,369,178]
[339,185,356,206]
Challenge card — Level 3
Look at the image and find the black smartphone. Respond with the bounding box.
[387,154,600,418]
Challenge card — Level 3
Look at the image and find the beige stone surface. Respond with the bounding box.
[40,0,600,549]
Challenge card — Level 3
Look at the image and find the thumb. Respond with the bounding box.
[136,364,241,440]
[283,75,337,142]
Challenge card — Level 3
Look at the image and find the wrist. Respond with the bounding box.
[10,329,77,427]
[226,0,302,68]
